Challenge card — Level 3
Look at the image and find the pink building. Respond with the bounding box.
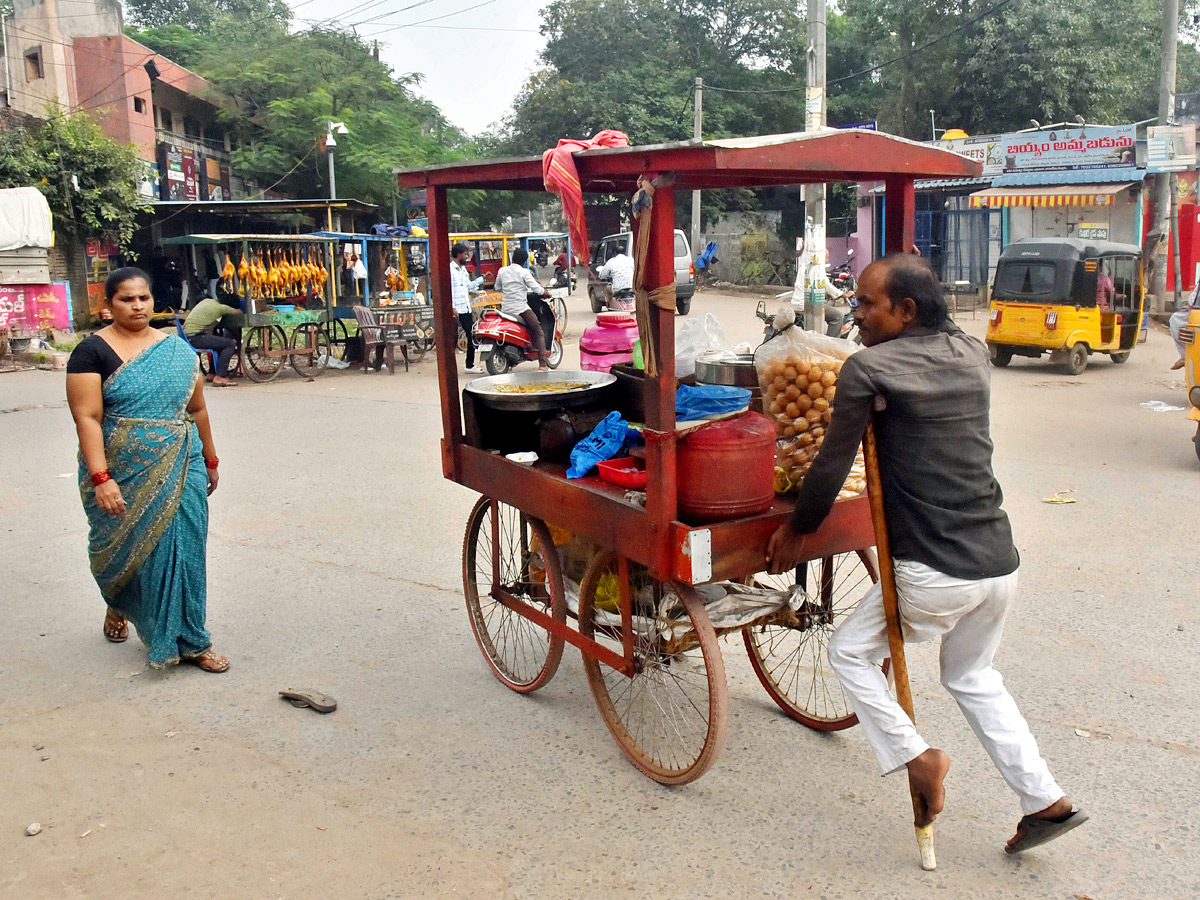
[3,0,242,201]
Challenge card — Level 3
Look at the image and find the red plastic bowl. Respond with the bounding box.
[596,456,648,489]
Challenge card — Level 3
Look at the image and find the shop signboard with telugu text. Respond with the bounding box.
[0,283,72,333]
[1000,125,1136,172]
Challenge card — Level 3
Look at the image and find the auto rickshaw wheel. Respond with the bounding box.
[990,346,1013,367]
[1065,343,1089,376]
[1110,351,1130,364]
[1194,424,1200,465]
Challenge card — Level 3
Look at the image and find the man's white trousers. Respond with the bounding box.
[828,560,1063,815]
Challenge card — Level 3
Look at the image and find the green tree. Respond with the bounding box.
[0,110,150,246]
[125,0,290,32]
[842,0,1200,137]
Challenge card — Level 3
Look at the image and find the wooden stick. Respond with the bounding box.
[863,415,937,871]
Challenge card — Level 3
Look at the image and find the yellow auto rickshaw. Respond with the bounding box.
[986,238,1145,375]
[1179,301,1200,462]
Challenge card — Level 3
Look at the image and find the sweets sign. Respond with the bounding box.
[1001,125,1136,171]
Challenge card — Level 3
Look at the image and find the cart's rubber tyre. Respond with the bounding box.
[406,339,427,364]
[327,318,351,361]
[1065,343,1089,375]
[547,339,564,369]
[743,550,886,731]
[579,551,729,785]
[462,497,566,693]
[241,324,288,383]
[485,351,510,376]
[990,345,1013,367]
[1110,351,1130,364]
[290,323,330,377]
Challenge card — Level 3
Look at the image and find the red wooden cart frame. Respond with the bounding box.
[395,130,980,781]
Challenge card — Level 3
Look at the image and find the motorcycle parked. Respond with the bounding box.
[475,289,566,375]
[828,248,856,294]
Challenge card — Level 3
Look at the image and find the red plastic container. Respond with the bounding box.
[596,456,648,489]
[676,412,776,523]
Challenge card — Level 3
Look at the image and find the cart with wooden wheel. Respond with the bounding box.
[396,130,980,785]
[162,233,340,382]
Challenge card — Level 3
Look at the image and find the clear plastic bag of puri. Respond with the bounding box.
[753,318,863,495]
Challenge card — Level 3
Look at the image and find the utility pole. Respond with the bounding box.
[691,77,703,261]
[1149,0,1180,314]
[801,0,827,331]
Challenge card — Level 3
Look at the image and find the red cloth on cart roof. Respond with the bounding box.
[542,130,630,262]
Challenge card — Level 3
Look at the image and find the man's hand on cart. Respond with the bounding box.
[766,521,808,575]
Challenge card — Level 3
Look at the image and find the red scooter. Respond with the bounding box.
[475,289,567,375]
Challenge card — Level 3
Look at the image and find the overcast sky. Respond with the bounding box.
[287,0,548,136]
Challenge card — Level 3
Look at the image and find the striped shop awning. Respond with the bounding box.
[968,182,1138,208]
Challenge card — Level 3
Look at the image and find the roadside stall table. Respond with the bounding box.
[395,130,980,784]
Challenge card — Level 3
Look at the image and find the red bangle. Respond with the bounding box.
[205,457,219,470]
[91,470,112,486]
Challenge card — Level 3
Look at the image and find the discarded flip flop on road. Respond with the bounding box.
[1005,807,1089,854]
[278,688,337,714]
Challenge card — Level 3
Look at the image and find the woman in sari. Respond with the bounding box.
[66,267,229,672]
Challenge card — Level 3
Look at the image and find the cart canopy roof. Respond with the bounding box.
[162,234,338,245]
[394,129,982,192]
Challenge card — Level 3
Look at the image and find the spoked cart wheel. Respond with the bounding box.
[290,322,330,376]
[326,318,351,361]
[578,550,728,785]
[462,497,566,693]
[742,549,884,730]
[240,324,288,383]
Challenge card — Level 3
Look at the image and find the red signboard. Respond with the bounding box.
[181,148,198,201]
[0,283,72,333]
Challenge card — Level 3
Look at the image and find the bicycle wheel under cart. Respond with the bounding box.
[742,550,882,730]
[462,497,567,692]
[579,550,728,785]
[240,324,289,383]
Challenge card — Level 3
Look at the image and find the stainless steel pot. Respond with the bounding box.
[694,354,762,412]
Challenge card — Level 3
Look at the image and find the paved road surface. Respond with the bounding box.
[1,289,1197,899]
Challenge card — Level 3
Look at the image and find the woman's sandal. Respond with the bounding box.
[184,650,230,673]
[103,609,128,643]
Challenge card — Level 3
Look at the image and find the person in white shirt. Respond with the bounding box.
[494,247,551,369]
[598,248,635,298]
[450,242,484,372]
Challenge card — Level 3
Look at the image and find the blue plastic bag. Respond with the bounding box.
[676,384,750,421]
[567,411,630,479]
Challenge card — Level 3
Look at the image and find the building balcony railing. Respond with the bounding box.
[155,129,231,164]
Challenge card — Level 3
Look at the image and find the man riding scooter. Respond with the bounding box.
[597,245,636,311]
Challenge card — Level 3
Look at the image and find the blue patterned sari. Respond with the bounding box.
[79,336,211,668]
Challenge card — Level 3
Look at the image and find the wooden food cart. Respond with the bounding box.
[163,234,340,383]
[396,130,980,784]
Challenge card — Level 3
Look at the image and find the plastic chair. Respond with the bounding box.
[352,305,408,374]
[174,315,219,377]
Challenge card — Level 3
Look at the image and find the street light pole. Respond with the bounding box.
[802,0,828,331]
[1149,0,1180,314]
[325,121,348,232]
